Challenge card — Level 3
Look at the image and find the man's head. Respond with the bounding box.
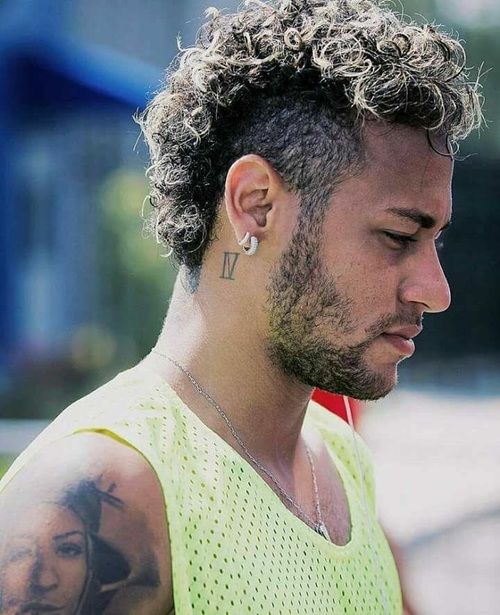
[264,122,453,399]
[138,0,482,398]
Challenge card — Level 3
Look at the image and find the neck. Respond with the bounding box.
[141,270,314,472]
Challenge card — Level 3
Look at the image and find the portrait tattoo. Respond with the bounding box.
[0,477,161,614]
[220,252,239,280]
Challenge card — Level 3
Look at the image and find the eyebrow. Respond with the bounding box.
[9,533,34,541]
[385,207,452,231]
[53,530,85,541]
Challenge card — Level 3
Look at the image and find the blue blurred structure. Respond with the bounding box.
[0,0,160,380]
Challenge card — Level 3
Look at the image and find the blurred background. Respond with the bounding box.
[0,0,498,613]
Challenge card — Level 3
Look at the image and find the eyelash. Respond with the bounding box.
[384,232,445,251]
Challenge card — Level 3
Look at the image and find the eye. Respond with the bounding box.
[8,545,34,563]
[384,231,446,252]
[56,541,85,559]
[383,232,417,249]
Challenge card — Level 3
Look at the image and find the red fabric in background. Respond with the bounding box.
[311,389,362,429]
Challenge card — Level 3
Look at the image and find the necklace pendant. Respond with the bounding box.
[316,522,331,541]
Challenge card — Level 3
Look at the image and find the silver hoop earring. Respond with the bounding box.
[237,232,259,256]
[237,231,250,246]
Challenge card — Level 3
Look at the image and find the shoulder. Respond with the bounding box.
[306,398,377,514]
[1,364,180,488]
[0,431,173,614]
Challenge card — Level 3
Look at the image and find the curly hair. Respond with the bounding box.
[136,0,483,281]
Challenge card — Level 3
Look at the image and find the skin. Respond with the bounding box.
[0,503,87,614]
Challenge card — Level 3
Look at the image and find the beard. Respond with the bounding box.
[264,203,397,401]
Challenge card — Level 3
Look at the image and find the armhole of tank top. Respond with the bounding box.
[1,428,157,495]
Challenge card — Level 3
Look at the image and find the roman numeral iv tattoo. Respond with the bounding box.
[220,252,239,280]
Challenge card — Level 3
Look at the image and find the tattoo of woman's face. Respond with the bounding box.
[0,478,160,614]
[1,502,88,614]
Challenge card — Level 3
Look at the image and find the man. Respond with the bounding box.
[0,0,482,613]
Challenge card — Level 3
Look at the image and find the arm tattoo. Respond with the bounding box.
[0,477,161,614]
[220,252,239,280]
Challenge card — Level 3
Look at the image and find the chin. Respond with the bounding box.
[367,365,399,400]
[311,368,397,402]
[346,364,399,402]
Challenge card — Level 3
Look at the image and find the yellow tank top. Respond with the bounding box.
[0,364,402,614]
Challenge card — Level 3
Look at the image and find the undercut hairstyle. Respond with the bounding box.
[136,0,483,285]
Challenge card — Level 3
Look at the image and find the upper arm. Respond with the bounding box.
[0,431,173,614]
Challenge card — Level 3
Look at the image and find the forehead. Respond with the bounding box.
[6,502,84,538]
[358,123,454,217]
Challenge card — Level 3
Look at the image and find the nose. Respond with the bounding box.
[31,554,59,592]
[399,244,451,313]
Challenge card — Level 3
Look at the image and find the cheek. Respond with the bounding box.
[56,571,88,615]
[333,251,387,299]
[338,264,400,334]
[349,253,399,299]
[57,556,88,595]
[2,556,36,599]
[323,236,401,314]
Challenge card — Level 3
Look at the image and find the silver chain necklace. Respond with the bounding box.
[150,348,331,541]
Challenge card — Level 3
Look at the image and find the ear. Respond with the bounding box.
[224,154,284,246]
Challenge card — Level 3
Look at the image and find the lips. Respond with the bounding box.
[384,325,422,340]
[381,333,416,356]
